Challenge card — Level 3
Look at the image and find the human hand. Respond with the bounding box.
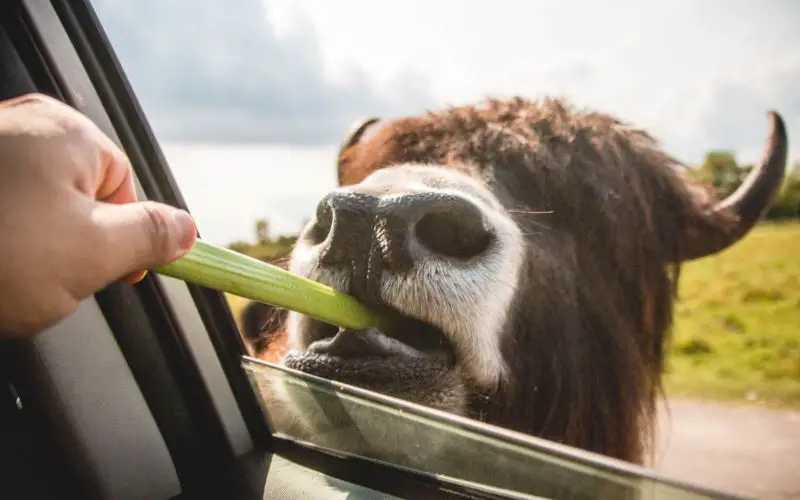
[0,93,197,339]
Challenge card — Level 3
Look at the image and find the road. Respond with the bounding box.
[652,398,800,500]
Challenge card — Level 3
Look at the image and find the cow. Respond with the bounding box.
[242,96,787,470]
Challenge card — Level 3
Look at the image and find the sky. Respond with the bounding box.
[91,0,800,246]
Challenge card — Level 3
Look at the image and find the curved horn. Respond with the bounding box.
[339,117,381,154]
[679,110,788,261]
[337,117,380,186]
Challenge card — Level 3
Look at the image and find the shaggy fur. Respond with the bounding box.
[243,96,786,466]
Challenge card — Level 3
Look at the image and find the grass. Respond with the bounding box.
[666,221,800,408]
[224,221,800,409]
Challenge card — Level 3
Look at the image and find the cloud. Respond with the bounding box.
[694,63,800,165]
[92,0,799,162]
[90,0,435,145]
[481,44,800,166]
[636,54,800,166]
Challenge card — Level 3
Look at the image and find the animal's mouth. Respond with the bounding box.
[283,304,456,387]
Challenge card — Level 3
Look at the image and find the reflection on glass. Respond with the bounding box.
[243,358,740,500]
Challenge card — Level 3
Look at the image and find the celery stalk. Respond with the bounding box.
[154,239,380,331]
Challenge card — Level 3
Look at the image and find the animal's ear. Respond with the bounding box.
[337,117,381,186]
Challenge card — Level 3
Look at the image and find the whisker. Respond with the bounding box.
[507,209,554,215]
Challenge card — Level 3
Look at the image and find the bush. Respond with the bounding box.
[768,173,800,220]
[693,152,799,221]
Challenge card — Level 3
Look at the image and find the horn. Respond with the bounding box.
[678,110,788,261]
[337,117,380,186]
[339,117,381,154]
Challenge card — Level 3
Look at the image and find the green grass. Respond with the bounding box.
[666,221,800,408]
[225,221,800,409]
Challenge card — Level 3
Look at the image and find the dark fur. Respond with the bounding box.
[245,96,785,465]
[239,301,286,354]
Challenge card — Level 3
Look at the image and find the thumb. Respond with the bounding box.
[91,200,197,284]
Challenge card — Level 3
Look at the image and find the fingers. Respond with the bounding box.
[90,113,137,204]
[1,93,136,203]
[98,156,138,205]
[3,93,195,289]
[0,92,61,109]
[90,200,197,286]
[120,269,148,285]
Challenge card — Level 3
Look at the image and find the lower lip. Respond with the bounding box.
[282,348,453,383]
[307,327,428,359]
[282,349,405,384]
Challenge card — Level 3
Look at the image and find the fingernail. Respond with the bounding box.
[171,209,197,258]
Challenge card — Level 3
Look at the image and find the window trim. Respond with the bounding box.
[2,4,183,498]
[40,0,268,451]
[45,0,274,455]
[245,357,750,500]
[15,0,258,494]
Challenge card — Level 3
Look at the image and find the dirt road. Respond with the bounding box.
[652,398,800,499]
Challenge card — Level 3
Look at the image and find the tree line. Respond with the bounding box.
[693,151,800,220]
[226,217,297,263]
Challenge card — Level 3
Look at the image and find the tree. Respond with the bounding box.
[768,171,800,220]
[695,151,748,199]
[690,151,800,221]
[255,218,270,245]
[227,241,252,254]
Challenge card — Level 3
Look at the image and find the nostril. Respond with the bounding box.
[307,199,333,245]
[414,206,494,260]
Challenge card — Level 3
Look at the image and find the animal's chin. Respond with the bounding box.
[283,306,457,393]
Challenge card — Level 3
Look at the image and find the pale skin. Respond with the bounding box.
[0,93,198,340]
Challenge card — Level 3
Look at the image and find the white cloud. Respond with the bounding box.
[265,0,799,165]
[91,0,435,145]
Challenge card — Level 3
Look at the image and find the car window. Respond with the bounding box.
[90,1,799,500]
[244,358,734,500]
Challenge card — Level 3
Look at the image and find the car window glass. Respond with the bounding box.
[244,358,738,500]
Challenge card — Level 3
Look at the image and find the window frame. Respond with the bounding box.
[43,0,273,455]
[3,1,251,497]
[45,0,270,456]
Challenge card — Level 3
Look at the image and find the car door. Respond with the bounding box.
[0,1,754,499]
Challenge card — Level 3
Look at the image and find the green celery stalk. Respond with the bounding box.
[154,239,380,331]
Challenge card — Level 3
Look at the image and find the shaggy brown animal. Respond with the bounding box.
[243,96,787,466]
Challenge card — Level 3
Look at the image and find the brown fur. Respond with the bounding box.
[246,96,783,466]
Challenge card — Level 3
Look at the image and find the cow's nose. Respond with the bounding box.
[379,193,494,263]
[313,191,380,269]
[313,190,494,273]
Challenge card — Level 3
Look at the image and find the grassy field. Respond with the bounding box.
[666,221,800,408]
[225,221,800,408]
